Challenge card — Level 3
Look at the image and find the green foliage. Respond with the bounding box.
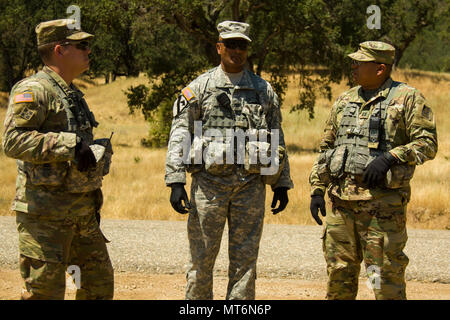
[80,0,149,80]
[126,0,448,147]
[0,0,72,90]
[0,0,448,146]
[125,10,211,147]
[400,14,450,72]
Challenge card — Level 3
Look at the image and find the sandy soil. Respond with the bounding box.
[1,269,449,300]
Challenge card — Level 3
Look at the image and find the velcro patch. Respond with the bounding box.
[181,87,195,101]
[18,107,37,121]
[14,92,34,103]
[421,105,433,121]
[173,95,188,117]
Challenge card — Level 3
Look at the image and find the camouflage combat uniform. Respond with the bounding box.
[309,43,438,299]
[2,20,114,300]
[165,64,293,299]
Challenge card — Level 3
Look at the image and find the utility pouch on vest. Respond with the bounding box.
[185,135,203,174]
[316,151,332,186]
[64,137,113,193]
[329,145,348,179]
[385,163,415,189]
[202,138,235,176]
[65,140,112,193]
[245,140,270,174]
[261,145,286,185]
[316,145,348,184]
[242,127,286,184]
[20,161,69,187]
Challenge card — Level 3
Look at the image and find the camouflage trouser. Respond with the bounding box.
[323,193,409,300]
[16,211,114,300]
[186,175,266,300]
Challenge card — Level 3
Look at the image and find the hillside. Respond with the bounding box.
[0,69,449,229]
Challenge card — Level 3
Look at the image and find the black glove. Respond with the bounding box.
[363,152,397,188]
[170,183,191,214]
[271,187,289,214]
[310,195,326,225]
[74,138,97,172]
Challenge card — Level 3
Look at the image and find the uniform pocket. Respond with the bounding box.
[329,145,348,179]
[64,166,103,193]
[203,139,234,176]
[385,163,415,189]
[385,103,405,141]
[242,103,265,129]
[316,151,331,185]
[23,162,69,186]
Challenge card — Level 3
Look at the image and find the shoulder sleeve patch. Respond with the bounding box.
[421,105,433,121]
[18,107,37,121]
[173,94,189,117]
[181,87,195,102]
[14,92,34,103]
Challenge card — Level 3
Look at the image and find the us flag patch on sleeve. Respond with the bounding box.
[14,92,34,103]
[181,87,195,101]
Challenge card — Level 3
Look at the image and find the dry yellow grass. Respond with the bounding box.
[0,69,448,229]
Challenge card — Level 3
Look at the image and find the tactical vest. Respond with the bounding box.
[18,71,112,193]
[334,82,399,176]
[34,71,98,137]
[317,81,415,189]
[186,69,285,183]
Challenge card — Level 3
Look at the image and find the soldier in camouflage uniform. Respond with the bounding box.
[2,19,114,300]
[309,41,438,300]
[165,21,294,300]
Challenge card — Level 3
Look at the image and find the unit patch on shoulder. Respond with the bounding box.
[14,92,34,103]
[181,87,195,101]
[421,105,433,121]
[18,107,37,121]
[173,94,189,117]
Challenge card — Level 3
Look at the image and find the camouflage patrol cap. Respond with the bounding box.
[348,41,395,64]
[217,21,251,42]
[35,19,94,47]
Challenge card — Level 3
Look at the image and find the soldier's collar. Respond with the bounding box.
[42,66,72,93]
[353,77,393,104]
[377,77,393,99]
[214,66,255,90]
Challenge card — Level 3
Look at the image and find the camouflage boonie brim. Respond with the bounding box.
[217,21,252,42]
[36,19,94,46]
[348,41,395,64]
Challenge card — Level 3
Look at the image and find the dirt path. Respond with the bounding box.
[1,269,449,300]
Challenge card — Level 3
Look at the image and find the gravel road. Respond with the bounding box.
[0,216,449,283]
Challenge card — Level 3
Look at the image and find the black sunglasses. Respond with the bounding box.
[218,39,249,50]
[352,60,381,66]
[60,40,90,51]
